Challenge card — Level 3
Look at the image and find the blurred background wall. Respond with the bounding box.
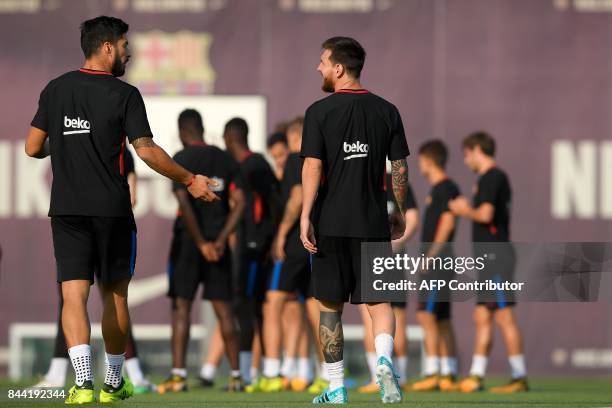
[0,0,611,377]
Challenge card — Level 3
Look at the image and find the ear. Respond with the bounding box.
[104,41,113,55]
[335,63,344,78]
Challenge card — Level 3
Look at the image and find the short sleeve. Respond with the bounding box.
[248,158,279,197]
[124,89,153,143]
[284,155,303,188]
[441,182,460,212]
[172,152,187,192]
[405,184,417,210]
[387,106,410,160]
[300,106,325,159]
[228,157,244,191]
[478,173,500,205]
[31,85,49,131]
[124,148,135,176]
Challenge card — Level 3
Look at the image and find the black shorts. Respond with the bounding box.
[311,235,388,304]
[476,243,516,309]
[237,251,270,302]
[167,228,232,301]
[417,300,451,321]
[268,235,310,295]
[51,216,137,285]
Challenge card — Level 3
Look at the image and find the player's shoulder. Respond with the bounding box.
[482,167,509,183]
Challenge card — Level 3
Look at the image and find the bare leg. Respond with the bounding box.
[61,280,91,348]
[100,278,131,355]
[170,297,192,369]
[473,306,494,356]
[494,308,523,356]
[204,323,225,366]
[211,300,240,371]
[282,300,303,359]
[264,291,289,360]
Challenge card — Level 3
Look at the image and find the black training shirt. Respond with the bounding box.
[385,173,417,216]
[421,179,460,243]
[239,152,280,250]
[301,90,410,239]
[172,144,243,241]
[124,148,135,176]
[280,153,304,240]
[473,167,511,242]
[31,69,152,217]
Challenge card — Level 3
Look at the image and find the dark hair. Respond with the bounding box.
[321,36,366,79]
[178,109,204,135]
[224,117,249,145]
[266,132,288,149]
[80,16,129,58]
[462,131,496,157]
[287,116,304,134]
[419,140,448,169]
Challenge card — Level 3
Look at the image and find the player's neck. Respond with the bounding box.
[236,146,251,162]
[428,169,447,185]
[478,159,496,174]
[334,77,362,91]
[81,58,111,73]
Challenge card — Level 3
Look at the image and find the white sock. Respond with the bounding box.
[124,357,145,386]
[104,353,125,388]
[239,352,252,383]
[366,352,378,383]
[263,358,281,378]
[45,357,68,384]
[440,357,458,376]
[325,361,344,390]
[424,355,440,376]
[509,354,527,379]
[230,369,241,378]
[281,357,297,379]
[298,357,313,381]
[320,362,330,381]
[250,367,259,383]
[469,355,488,377]
[374,333,394,362]
[171,367,187,378]
[395,356,408,385]
[68,345,93,387]
[200,363,217,381]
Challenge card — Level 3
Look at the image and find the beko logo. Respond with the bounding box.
[63,116,91,135]
[343,141,369,160]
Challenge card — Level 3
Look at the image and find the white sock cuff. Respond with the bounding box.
[105,352,125,365]
[68,344,91,357]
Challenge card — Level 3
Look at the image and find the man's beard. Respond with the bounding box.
[111,55,126,77]
[321,75,335,93]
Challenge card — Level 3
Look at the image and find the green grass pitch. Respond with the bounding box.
[1,378,611,407]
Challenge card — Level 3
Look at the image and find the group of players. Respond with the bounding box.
[26,14,528,405]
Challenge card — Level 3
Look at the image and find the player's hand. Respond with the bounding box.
[213,239,226,258]
[391,212,409,253]
[449,196,470,216]
[188,175,220,202]
[272,234,286,261]
[300,217,317,254]
[199,241,219,262]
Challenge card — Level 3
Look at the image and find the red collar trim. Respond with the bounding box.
[79,68,113,76]
[336,89,369,94]
[186,140,207,147]
[240,151,253,163]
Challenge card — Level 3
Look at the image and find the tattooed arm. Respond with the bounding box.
[272,185,302,261]
[391,158,409,214]
[132,136,219,202]
[319,311,344,363]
